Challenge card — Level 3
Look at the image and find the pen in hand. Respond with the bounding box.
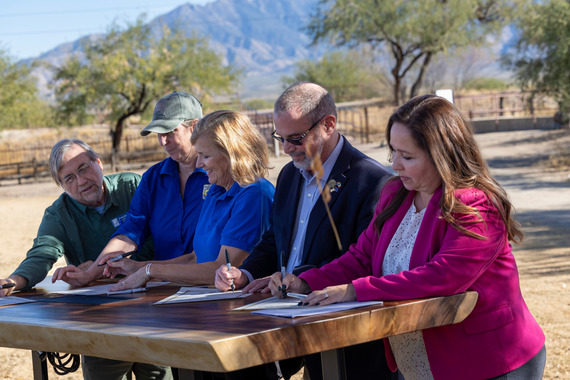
[107,287,148,295]
[225,249,235,292]
[98,250,136,266]
[280,250,287,298]
[1,283,16,289]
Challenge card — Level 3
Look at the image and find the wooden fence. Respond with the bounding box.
[0,134,168,185]
[0,91,558,185]
[454,91,557,121]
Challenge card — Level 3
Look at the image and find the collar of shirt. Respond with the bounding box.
[160,157,206,178]
[207,181,240,200]
[104,176,119,208]
[299,135,345,185]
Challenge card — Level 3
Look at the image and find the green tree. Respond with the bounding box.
[504,0,570,118]
[282,50,387,102]
[0,49,53,130]
[307,0,514,105]
[51,17,240,160]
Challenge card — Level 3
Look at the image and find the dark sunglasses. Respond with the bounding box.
[271,115,326,146]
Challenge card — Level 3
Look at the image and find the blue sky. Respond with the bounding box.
[0,0,214,60]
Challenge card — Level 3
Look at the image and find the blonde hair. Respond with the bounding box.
[191,110,270,186]
[375,95,523,243]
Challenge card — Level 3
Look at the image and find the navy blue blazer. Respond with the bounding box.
[241,137,393,278]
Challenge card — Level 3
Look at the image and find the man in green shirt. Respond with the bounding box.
[0,139,171,380]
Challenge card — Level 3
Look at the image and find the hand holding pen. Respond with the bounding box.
[280,250,287,298]
[0,282,16,296]
[268,272,310,299]
[98,250,137,266]
[224,249,235,292]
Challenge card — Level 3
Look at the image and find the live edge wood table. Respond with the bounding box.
[0,280,477,380]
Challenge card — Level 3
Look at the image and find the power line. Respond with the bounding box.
[1,29,104,37]
[0,15,310,38]
[0,4,184,18]
[0,4,188,38]
[0,3,312,58]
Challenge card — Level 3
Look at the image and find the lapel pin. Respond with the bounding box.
[327,179,342,193]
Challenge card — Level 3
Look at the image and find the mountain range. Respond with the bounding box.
[27,0,327,100]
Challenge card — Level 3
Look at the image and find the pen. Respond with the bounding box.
[1,283,16,289]
[98,250,136,266]
[225,249,235,292]
[280,250,287,298]
[107,287,148,295]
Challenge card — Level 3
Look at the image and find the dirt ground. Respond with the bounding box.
[0,128,568,379]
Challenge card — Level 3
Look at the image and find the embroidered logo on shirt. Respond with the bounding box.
[202,184,212,199]
[111,214,128,228]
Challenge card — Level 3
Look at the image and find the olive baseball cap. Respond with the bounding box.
[140,91,203,136]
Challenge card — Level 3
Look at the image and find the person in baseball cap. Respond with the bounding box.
[140,91,203,136]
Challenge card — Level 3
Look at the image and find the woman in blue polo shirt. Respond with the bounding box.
[106,110,275,288]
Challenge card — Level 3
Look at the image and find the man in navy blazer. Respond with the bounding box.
[241,126,389,280]
[215,82,394,380]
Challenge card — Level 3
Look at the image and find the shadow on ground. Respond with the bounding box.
[514,219,570,279]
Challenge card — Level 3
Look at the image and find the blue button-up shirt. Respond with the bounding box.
[114,157,209,260]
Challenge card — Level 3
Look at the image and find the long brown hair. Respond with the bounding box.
[374,95,523,243]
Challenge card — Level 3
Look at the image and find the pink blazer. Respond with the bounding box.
[300,179,544,380]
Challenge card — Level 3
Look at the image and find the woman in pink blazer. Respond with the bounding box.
[270,95,545,380]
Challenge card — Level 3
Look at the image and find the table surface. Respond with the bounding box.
[0,279,478,373]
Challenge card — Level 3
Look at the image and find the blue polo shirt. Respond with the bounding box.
[114,157,210,260]
[193,179,275,263]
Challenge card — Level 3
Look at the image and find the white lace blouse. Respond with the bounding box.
[382,202,434,380]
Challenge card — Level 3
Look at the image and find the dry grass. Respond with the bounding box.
[549,143,570,171]
[0,128,568,379]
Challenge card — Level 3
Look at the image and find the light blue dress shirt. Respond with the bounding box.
[286,137,345,272]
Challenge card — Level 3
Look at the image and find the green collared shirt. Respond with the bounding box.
[12,172,154,289]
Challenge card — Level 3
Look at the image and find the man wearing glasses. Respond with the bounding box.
[0,139,171,380]
[215,82,394,380]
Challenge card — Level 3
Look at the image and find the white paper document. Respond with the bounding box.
[0,296,37,307]
[52,281,168,296]
[153,286,251,305]
[251,300,383,318]
[233,294,306,311]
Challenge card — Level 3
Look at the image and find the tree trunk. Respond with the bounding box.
[390,51,404,106]
[393,77,401,106]
[410,52,432,100]
[110,116,128,172]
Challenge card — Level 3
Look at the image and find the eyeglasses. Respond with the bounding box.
[60,161,94,186]
[271,115,326,146]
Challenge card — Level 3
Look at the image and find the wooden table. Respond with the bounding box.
[0,280,477,379]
